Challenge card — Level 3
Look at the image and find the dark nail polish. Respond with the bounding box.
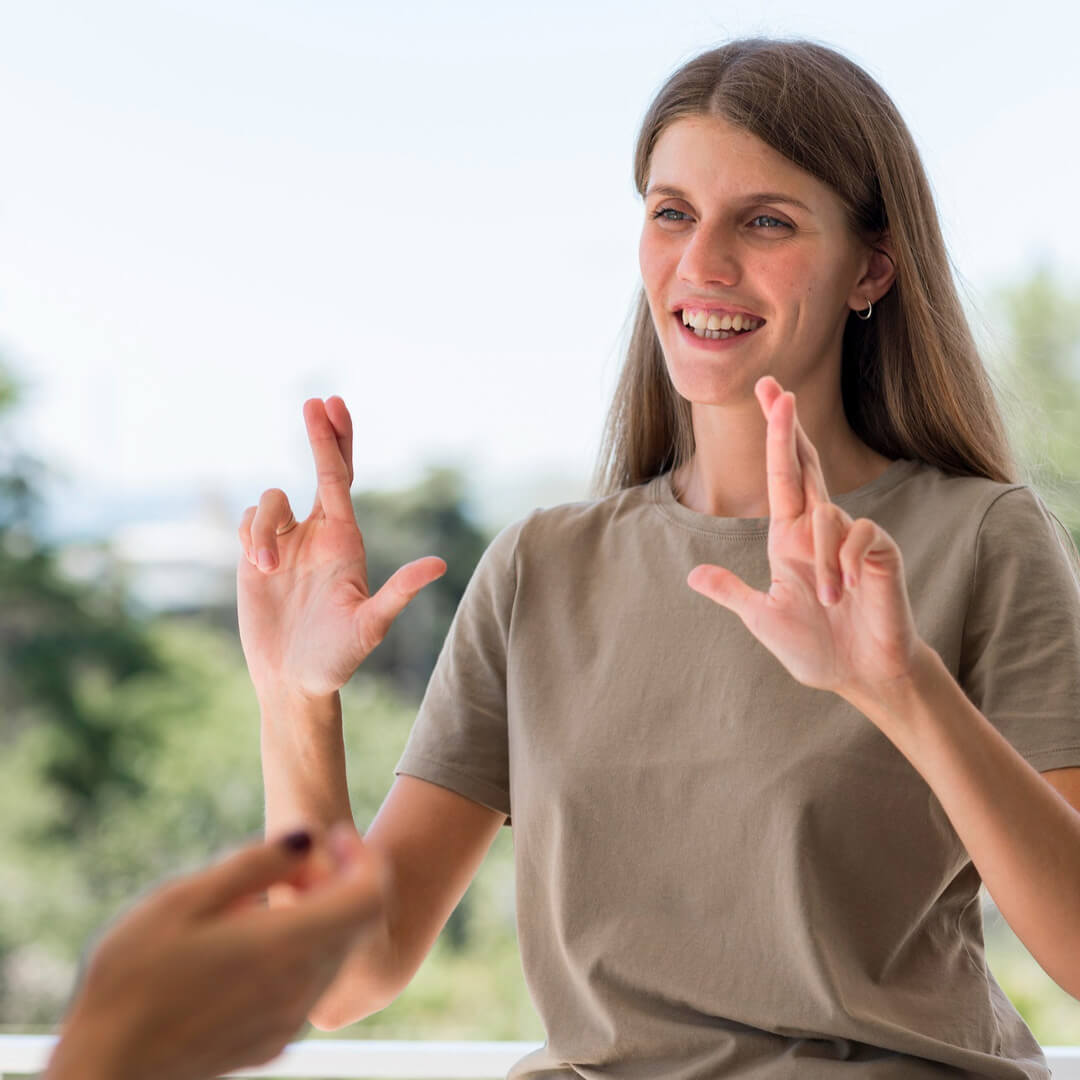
[281,830,312,854]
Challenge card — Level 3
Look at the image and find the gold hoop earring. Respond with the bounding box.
[855,297,873,321]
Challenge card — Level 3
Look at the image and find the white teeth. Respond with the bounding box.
[680,309,763,338]
[681,310,759,329]
[692,327,740,340]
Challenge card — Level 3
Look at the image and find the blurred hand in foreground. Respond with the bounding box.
[44,825,385,1080]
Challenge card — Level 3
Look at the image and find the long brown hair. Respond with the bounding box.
[591,38,1020,497]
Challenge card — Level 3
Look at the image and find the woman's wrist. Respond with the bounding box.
[260,690,352,837]
[258,686,342,728]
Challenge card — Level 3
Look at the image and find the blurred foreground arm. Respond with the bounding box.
[43,825,382,1080]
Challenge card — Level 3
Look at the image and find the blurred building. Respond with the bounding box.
[57,491,239,622]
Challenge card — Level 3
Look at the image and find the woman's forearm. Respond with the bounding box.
[258,688,403,1025]
[848,643,1080,999]
[259,689,353,837]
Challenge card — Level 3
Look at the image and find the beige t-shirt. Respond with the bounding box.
[395,457,1080,1079]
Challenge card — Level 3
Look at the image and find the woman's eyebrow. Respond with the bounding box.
[645,184,813,214]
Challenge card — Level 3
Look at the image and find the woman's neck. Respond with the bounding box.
[671,391,893,518]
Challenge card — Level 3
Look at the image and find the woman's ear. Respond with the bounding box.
[850,235,896,310]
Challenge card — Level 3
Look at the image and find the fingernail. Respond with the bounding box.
[281,830,312,855]
[844,572,857,589]
[821,583,840,606]
[257,549,277,572]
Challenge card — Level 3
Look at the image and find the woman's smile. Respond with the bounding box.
[677,306,766,345]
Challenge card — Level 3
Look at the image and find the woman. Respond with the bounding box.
[237,38,1080,1078]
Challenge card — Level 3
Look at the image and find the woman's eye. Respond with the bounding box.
[651,207,690,222]
[749,214,790,229]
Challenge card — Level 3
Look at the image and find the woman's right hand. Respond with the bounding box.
[237,396,446,702]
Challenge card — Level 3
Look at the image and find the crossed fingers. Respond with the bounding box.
[238,397,357,572]
[754,375,856,607]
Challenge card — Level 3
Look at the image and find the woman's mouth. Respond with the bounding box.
[676,308,765,342]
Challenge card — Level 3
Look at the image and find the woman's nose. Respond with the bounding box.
[678,222,740,288]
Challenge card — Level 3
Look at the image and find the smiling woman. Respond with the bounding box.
[634,111,900,519]
[238,36,1080,1080]
[595,39,1014,513]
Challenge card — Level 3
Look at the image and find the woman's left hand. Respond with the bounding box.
[687,375,925,707]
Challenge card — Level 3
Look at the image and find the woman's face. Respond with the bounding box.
[639,114,872,405]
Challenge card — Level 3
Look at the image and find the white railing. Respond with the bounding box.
[1,1037,1078,1078]
[0,1037,540,1077]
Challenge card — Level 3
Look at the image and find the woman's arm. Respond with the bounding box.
[305,775,505,1029]
[259,689,351,840]
[690,377,1080,1001]
[259,695,505,1029]
[239,396,505,1025]
[847,645,1080,1000]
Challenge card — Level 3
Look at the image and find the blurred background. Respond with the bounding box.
[1,0,1079,1051]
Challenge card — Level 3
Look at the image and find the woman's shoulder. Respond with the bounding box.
[890,459,1078,574]
[473,481,659,581]
[498,481,656,547]
[881,456,1043,521]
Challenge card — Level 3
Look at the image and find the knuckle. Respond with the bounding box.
[152,876,192,913]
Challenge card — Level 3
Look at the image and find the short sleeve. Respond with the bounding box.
[393,514,531,823]
[958,485,1080,771]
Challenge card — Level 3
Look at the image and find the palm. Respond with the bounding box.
[239,517,367,696]
[763,518,905,691]
[761,518,845,684]
[237,397,445,701]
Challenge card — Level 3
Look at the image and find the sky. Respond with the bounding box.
[0,0,1077,536]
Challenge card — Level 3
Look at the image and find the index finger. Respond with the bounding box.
[762,388,803,521]
[303,398,357,523]
[165,833,314,919]
[756,376,829,511]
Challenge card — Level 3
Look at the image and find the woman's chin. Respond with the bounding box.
[666,365,765,407]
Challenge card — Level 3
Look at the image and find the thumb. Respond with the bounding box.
[178,832,317,918]
[357,555,447,656]
[687,564,763,624]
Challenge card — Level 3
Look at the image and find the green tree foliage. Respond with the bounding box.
[0,365,163,843]
[986,266,1080,537]
[0,618,535,1033]
[352,467,490,700]
[0,368,507,1020]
